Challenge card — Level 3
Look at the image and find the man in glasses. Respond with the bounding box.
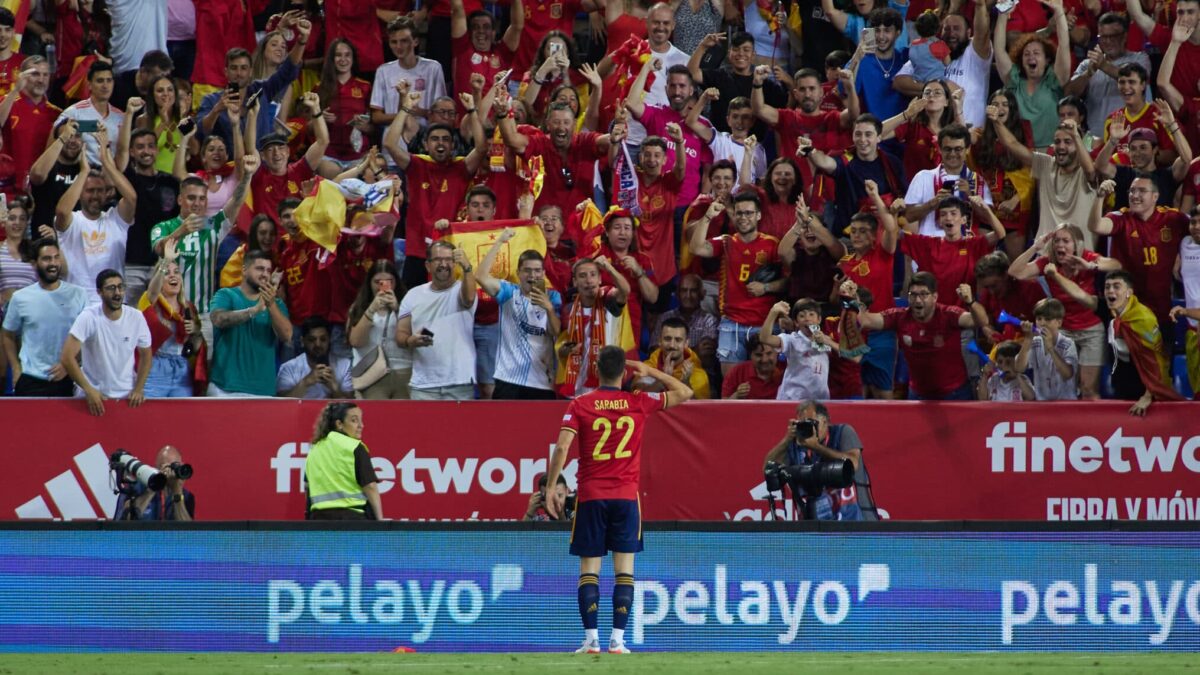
[902,125,993,237]
[687,191,785,376]
[854,271,981,400]
[408,96,470,158]
[60,269,152,416]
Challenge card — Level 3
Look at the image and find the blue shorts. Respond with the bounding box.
[717,318,760,364]
[570,498,643,557]
[861,329,897,390]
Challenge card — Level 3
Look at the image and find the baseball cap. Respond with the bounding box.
[259,133,288,150]
[1127,128,1158,146]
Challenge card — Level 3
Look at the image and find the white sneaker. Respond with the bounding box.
[608,641,631,654]
[575,638,601,654]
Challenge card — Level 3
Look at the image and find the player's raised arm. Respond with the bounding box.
[626,360,693,408]
[545,427,576,520]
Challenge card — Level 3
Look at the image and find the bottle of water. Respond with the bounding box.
[45,45,56,76]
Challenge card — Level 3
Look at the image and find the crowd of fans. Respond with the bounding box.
[0,0,1198,413]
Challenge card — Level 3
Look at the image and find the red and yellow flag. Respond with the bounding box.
[444,218,546,284]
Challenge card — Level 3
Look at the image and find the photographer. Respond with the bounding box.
[113,446,195,521]
[763,401,878,521]
[522,473,572,522]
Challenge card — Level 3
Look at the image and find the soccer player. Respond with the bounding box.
[545,346,693,655]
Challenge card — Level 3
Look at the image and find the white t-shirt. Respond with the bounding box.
[904,166,993,236]
[710,132,768,184]
[55,100,126,165]
[493,280,563,391]
[276,353,353,399]
[1029,332,1079,400]
[986,371,1030,401]
[370,58,447,115]
[1071,51,1152,136]
[60,207,134,303]
[106,0,168,73]
[899,42,992,129]
[1180,235,1200,328]
[776,330,830,401]
[398,280,478,389]
[350,310,413,371]
[68,304,151,398]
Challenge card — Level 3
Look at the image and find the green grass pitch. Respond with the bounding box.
[0,653,1194,674]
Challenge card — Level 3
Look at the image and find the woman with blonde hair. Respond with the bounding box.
[1007,223,1121,399]
[306,402,384,520]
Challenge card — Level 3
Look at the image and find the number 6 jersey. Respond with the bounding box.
[560,387,666,502]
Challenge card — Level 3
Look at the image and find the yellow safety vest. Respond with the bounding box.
[306,431,368,512]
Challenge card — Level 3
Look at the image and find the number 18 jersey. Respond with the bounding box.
[561,387,666,501]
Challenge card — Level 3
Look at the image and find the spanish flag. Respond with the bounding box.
[1115,294,1185,402]
[444,218,546,284]
[568,198,605,258]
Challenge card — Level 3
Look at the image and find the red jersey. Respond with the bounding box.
[193,0,255,87]
[1105,207,1187,327]
[451,35,515,115]
[824,315,862,399]
[517,124,605,219]
[429,0,483,18]
[561,386,666,501]
[1103,104,1176,162]
[404,155,473,259]
[1185,157,1200,206]
[324,0,385,72]
[978,278,1047,342]
[278,236,332,325]
[1036,250,1102,330]
[635,169,682,282]
[513,0,581,75]
[839,244,896,311]
[3,93,61,188]
[248,160,315,236]
[1151,24,1200,101]
[720,360,783,399]
[329,237,390,324]
[321,77,372,161]
[710,232,781,326]
[0,53,22,97]
[881,304,967,398]
[899,234,994,306]
[894,121,941,181]
[776,108,844,156]
[595,242,654,343]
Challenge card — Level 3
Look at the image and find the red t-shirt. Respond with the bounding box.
[324,0,385,73]
[249,160,315,236]
[193,0,256,87]
[710,233,781,326]
[518,124,605,219]
[881,304,967,398]
[635,169,682,282]
[321,77,372,161]
[894,121,941,182]
[513,0,582,75]
[1036,250,1102,330]
[3,94,61,188]
[839,244,896,311]
[451,35,515,115]
[329,237,390,324]
[1184,157,1200,206]
[0,53,22,97]
[776,108,844,157]
[824,315,862,399]
[720,360,783,399]
[978,278,1047,342]
[759,197,795,241]
[595,242,653,342]
[899,234,994,306]
[1105,207,1188,326]
[1151,24,1200,100]
[428,0,483,18]
[278,236,332,325]
[1179,98,1200,170]
[404,155,473,259]
[561,386,665,501]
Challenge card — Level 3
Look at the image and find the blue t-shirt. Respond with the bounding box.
[209,287,289,396]
[493,280,563,390]
[1,281,88,379]
[855,48,910,122]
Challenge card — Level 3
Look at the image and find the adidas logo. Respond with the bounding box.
[586,602,598,613]
[15,443,117,520]
[616,606,628,614]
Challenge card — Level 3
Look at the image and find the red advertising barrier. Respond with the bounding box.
[3,400,1198,522]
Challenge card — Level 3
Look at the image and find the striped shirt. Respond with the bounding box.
[0,242,37,293]
[493,280,562,391]
[150,211,226,314]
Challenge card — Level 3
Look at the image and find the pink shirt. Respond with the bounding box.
[639,105,713,206]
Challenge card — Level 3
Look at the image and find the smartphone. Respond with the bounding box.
[995,0,1017,12]
[420,327,434,338]
[860,27,877,52]
[242,87,263,111]
[76,119,100,133]
[549,42,562,55]
[177,117,196,136]
[227,82,241,94]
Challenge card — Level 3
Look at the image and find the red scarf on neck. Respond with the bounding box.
[142,296,208,395]
[555,289,614,397]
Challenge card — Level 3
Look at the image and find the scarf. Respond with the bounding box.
[837,301,869,358]
[142,296,208,395]
[555,290,615,397]
[1114,295,1184,402]
[613,140,642,216]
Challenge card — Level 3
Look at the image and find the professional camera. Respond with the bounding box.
[563,493,577,520]
[790,419,817,440]
[763,459,854,495]
[110,450,193,492]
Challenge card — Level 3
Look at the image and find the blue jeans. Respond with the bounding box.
[717,318,760,364]
[144,353,192,398]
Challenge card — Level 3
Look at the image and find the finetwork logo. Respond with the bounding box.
[16,443,117,520]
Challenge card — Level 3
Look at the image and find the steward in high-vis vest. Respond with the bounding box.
[306,403,384,520]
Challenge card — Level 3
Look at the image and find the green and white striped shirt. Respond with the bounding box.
[150,211,226,314]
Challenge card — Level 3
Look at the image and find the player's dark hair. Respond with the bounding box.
[279,197,302,214]
[936,196,970,218]
[518,249,545,269]
[910,271,938,293]
[709,159,737,181]
[88,60,114,81]
[1105,269,1135,289]
[243,249,273,268]
[596,345,627,381]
